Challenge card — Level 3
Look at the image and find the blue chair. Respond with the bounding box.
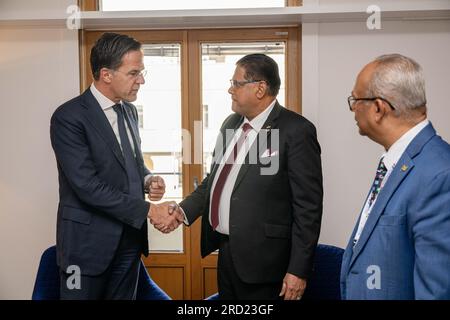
[206,244,344,300]
[302,244,344,300]
[32,246,171,300]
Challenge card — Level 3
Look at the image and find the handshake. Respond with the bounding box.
[148,201,184,234]
[145,175,184,234]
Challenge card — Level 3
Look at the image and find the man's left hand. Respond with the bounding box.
[146,176,166,201]
[279,273,307,300]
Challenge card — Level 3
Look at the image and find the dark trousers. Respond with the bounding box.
[217,234,282,300]
[60,225,143,300]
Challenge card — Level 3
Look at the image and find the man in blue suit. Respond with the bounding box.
[50,33,182,299]
[341,54,450,299]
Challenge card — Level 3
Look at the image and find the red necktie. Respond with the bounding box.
[210,123,252,230]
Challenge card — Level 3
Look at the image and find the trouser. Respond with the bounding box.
[60,225,142,300]
[217,233,282,300]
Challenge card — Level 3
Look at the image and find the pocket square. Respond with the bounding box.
[260,149,278,158]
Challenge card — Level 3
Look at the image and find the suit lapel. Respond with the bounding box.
[348,123,436,269]
[349,156,414,267]
[80,89,126,171]
[232,103,281,193]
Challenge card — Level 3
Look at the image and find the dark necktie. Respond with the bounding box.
[353,157,388,246]
[113,103,143,197]
[210,123,252,230]
[368,158,388,207]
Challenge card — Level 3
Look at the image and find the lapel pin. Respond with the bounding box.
[401,165,408,172]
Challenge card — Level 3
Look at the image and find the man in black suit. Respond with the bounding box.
[177,54,323,300]
[50,33,181,299]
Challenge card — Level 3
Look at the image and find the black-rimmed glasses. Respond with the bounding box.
[347,95,396,111]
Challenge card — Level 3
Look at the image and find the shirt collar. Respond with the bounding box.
[243,99,277,132]
[90,83,118,111]
[382,119,429,170]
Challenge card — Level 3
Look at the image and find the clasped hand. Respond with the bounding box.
[148,201,184,234]
[145,176,183,233]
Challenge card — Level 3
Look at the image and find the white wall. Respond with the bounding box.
[303,20,450,248]
[0,1,78,300]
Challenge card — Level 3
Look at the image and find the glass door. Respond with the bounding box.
[137,43,184,252]
[188,28,300,299]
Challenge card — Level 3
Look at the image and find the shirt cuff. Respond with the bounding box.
[177,205,190,226]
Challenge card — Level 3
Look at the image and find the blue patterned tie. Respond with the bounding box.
[368,158,387,207]
[113,103,143,197]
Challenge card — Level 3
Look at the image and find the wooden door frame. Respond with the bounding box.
[81,26,301,299]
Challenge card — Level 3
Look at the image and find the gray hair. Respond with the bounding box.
[367,54,427,118]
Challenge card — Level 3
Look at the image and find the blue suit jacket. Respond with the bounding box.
[50,89,150,276]
[340,123,450,299]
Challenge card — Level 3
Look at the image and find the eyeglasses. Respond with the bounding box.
[347,95,396,111]
[113,69,147,79]
[229,79,264,88]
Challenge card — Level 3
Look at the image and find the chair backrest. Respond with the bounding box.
[32,245,171,300]
[136,263,171,300]
[204,244,344,300]
[302,244,344,300]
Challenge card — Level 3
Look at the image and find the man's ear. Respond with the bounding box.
[100,68,113,84]
[255,82,267,99]
[374,98,387,122]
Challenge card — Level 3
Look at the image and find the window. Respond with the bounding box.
[100,0,286,11]
[136,104,144,129]
[203,104,209,129]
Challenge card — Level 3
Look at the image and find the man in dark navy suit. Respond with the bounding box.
[50,33,181,299]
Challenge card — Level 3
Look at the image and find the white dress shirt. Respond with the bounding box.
[90,83,136,155]
[210,99,277,234]
[90,83,151,185]
[353,119,429,244]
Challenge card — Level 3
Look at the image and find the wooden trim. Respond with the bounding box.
[79,0,99,11]
[78,30,86,93]
[80,30,93,92]
[180,30,192,300]
[287,0,302,6]
[188,27,293,42]
[286,26,301,114]
[186,29,204,299]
